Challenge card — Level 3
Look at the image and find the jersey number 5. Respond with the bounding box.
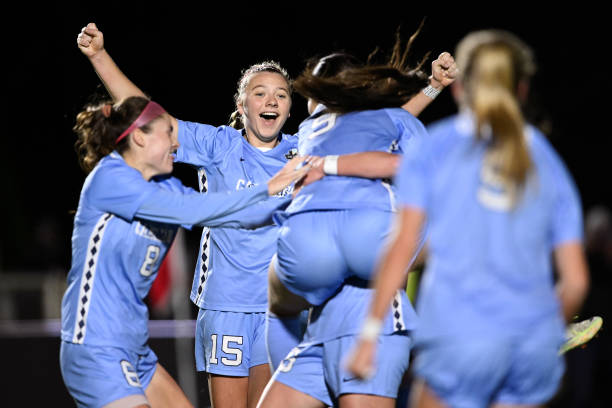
[308,113,337,139]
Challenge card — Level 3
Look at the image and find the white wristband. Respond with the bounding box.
[422,84,442,99]
[359,317,382,341]
[323,155,339,175]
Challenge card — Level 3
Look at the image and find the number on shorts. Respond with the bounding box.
[140,245,161,277]
[210,334,219,364]
[209,334,244,366]
[308,113,337,139]
[120,360,142,387]
[278,347,301,373]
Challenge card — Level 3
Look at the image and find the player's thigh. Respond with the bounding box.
[60,341,152,408]
[275,211,348,306]
[267,344,332,407]
[268,257,311,316]
[409,379,448,408]
[247,363,272,408]
[208,374,249,408]
[257,379,325,408]
[145,363,193,408]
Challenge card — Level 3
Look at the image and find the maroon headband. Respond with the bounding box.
[116,101,167,144]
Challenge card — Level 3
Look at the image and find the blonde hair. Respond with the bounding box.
[228,61,292,129]
[456,30,536,187]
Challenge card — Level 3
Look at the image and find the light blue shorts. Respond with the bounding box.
[273,333,411,406]
[60,341,157,408]
[195,309,268,376]
[413,336,564,408]
[275,209,392,305]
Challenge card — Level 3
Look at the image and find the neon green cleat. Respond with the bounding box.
[559,316,603,355]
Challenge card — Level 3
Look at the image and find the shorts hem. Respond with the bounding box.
[202,368,249,377]
[274,375,332,407]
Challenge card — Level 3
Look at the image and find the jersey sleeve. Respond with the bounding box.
[175,120,232,166]
[84,159,159,220]
[134,183,271,228]
[538,135,584,247]
[194,194,292,229]
[386,109,429,154]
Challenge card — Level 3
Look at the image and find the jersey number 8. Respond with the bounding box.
[140,245,161,277]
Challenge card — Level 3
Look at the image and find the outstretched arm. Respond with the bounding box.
[77,23,180,142]
[293,152,399,194]
[77,23,147,101]
[402,52,458,117]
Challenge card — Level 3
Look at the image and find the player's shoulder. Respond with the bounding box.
[86,153,140,185]
[280,132,298,144]
[83,152,148,199]
[179,119,243,140]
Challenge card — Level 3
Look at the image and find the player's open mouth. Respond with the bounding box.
[260,112,279,121]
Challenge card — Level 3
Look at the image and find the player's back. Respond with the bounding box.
[402,114,582,342]
[288,107,427,214]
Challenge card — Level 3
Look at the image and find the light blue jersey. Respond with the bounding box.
[60,152,269,352]
[396,113,583,344]
[285,105,428,215]
[274,106,428,304]
[176,120,297,312]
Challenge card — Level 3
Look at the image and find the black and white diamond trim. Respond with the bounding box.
[72,213,113,343]
[195,228,211,304]
[391,290,405,332]
[198,168,208,193]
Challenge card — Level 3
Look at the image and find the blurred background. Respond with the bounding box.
[2,7,610,407]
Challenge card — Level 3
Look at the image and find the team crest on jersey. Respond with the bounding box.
[285,148,298,160]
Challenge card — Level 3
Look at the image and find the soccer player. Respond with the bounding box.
[259,40,457,408]
[348,29,590,408]
[60,95,309,408]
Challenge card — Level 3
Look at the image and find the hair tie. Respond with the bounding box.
[101,104,112,118]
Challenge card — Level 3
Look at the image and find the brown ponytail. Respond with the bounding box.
[74,96,150,173]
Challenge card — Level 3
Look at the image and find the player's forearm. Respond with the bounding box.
[554,242,590,322]
[402,91,435,117]
[88,49,146,102]
[334,152,399,179]
[368,210,423,320]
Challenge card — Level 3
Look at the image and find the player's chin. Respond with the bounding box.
[262,127,282,140]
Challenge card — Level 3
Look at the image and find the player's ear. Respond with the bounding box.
[131,129,147,148]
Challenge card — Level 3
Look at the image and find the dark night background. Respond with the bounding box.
[2,7,611,407]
